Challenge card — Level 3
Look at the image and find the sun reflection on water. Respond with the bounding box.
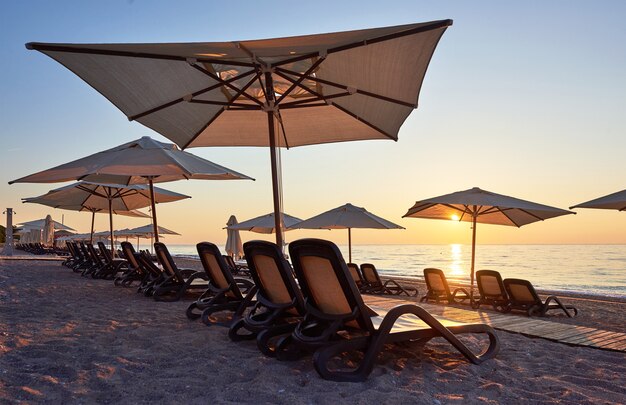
[449,244,464,277]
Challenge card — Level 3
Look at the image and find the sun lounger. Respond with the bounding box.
[474,270,511,312]
[347,263,366,292]
[185,242,256,325]
[114,242,146,287]
[96,242,129,280]
[503,278,578,317]
[134,251,166,296]
[84,242,108,278]
[421,268,471,304]
[360,263,418,297]
[279,238,499,382]
[228,241,305,356]
[151,242,209,302]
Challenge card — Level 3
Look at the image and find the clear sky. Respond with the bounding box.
[1,0,625,246]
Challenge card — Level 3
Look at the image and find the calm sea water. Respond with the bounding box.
[167,244,626,299]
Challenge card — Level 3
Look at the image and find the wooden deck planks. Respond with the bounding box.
[362,295,626,353]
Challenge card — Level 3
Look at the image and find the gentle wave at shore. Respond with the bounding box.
[167,244,626,299]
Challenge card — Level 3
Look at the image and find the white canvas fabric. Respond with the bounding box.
[18,218,75,231]
[42,215,55,246]
[227,212,302,234]
[403,187,573,227]
[225,215,243,259]
[10,136,253,185]
[119,224,180,237]
[290,203,404,230]
[25,20,452,149]
[570,189,626,212]
[23,181,189,212]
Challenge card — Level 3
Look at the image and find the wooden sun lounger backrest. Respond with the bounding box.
[503,279,541,305]
[154,242,184,283]
[244,240,304,316]
[136,251,163,278]
[120,242,140,270]
[97,242,113,264]
[196,242,241,299]
[346,263,363,285]
[86,243,103,265]
[79,242,90,260]
[476,270,508,299]
[289,238,374,331]
[424,268,450,295]
[360,263,382,285]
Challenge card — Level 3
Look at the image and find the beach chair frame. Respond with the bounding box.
[474,270,511,313]
[152,242,208,302]
[421,268,471,304]
[228,240,305,356]
[360,263,418,297]
[284,239,499,382]
[503,278,578,317]
[185,242,256,325]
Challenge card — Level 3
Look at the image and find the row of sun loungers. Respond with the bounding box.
[58,237,577,381]
[58,238,501,381]
[420,266,577,317]
[16,242,67,256]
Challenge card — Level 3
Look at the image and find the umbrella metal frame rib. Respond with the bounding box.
[26,20,452,248]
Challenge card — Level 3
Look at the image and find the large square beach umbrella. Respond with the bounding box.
[23,181,188,252]
[570,189,626,212]
[24,19,452,248]
[288,203,404,262]
[10,136,253,242]
[227,212,302,235]
[403,187,574,299]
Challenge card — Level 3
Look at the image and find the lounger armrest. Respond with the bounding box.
[178,268,197,277]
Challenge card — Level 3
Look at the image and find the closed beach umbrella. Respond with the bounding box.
[403,187,574,299]
[23,181,188,253]
[24,20,452,249]
[289,203,404,262]
[10,136,253,242]
[570,189,626,212]
[228,212,302,235]
[225,215,243,259]
[42,214,55,246]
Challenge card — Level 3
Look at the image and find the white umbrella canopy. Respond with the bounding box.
[403,187,575,298]
[225,215,243,259]
[122,224,180,236]
[18,218,75,231]
[570,189,626,212]
[227,212,302,234]
[23,181,188,252]
[24,20,452,249]
[289,203,404,262]
[10,136,254,241]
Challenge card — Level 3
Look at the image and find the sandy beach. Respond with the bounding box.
[1,258,625,404]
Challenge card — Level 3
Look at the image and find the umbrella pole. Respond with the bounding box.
[265,71,284,250]
[470,212,477,301]
[348,228,352,263]
[148,177,159,243]
[108,196,115,258]
[90,210,95,244]
[137,236,139,251]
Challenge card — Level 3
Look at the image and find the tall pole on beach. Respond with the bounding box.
[265,70,284,250]
[2,208,14,256]
[147,177,159,243]
[470,207,477,301]
[348,228,352,263]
